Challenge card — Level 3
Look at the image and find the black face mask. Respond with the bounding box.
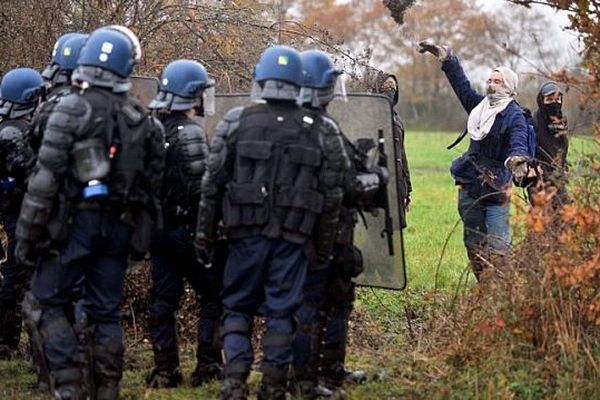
[543,102,562,119]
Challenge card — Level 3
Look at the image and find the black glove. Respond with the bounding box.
[370,165,390,186]
[194,235,213,268]
[417,40,450,62]
[15,239,37,269]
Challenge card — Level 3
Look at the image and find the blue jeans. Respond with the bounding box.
[458,188,511,254]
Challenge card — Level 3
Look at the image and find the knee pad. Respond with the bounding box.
[220,320,251,340]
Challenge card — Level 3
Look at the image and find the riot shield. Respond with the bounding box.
[206,93,407,290]
[329,94,407,290]
[130,75,159,109]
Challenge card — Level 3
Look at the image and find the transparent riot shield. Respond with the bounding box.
[130,75,159,109]
[329,94,407,290]
[206,93,407,290]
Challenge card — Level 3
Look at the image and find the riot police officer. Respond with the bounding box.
[0,67,44,359]
[195,45,349,400]
[31,33,89,153]
[15,26,165,399]
[145,59,224,388]
[20,32,89,391]
[41,33,82,87]
[290,50,392,398]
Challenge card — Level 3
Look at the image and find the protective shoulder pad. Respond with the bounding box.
[224,106,245,123]
[0,124,26,142]
[319,114,341,136]
[120,99,147,125]
[213,106,244,141]
[51,93,93,136]
[178,120,205,140]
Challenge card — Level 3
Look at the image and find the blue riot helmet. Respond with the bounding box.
[250,45,304,102]
[149,59,215,115]
[300,49,346,107]
[72,26,140,93]
[0,68,45,119]
[53,33,89,86]
[41,32,79,82]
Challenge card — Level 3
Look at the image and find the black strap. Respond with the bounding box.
[447,128,468,150]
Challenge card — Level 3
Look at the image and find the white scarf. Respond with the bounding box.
[467,66,518,141]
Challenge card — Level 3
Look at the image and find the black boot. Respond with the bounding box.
[146,310,183,388]
[257,365,287,400]
[320,347,366,390]
[146,348,183,388]
[290,361,323,400]
[220,378,249,400]
[190,342,223,386]
[0,299,22,360]
[93,339,124,400]
[220,362,250,400]
[52,367,84,400]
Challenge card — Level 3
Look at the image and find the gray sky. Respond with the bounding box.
[479,0,582,58]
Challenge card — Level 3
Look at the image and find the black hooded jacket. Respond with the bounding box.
[533,86,568,172]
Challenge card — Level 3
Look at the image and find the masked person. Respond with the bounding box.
[418,40,530,282]
[528,81,569,206]
[289,50,393,399]
[0,68,44,360]
[145,59,224,388]
[15,26,165,399]
[195,45,349,400]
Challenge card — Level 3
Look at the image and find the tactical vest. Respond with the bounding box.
[222,103,325,244]
[69,88,152,208]
[162,114,206,225]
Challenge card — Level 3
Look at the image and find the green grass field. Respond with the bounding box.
[403,131,470,290]
[1,131,597,399]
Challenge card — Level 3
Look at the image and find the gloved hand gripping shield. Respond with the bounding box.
[204,93,407,290]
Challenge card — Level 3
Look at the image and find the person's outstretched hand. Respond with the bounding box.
[417,40,450,62]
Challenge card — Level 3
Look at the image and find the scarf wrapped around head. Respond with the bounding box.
[467,66,518,141]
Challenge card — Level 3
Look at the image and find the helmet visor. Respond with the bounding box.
[332,73,347,103]
[203,85,215,116]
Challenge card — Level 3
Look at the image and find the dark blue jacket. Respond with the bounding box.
[442,54,529,205]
